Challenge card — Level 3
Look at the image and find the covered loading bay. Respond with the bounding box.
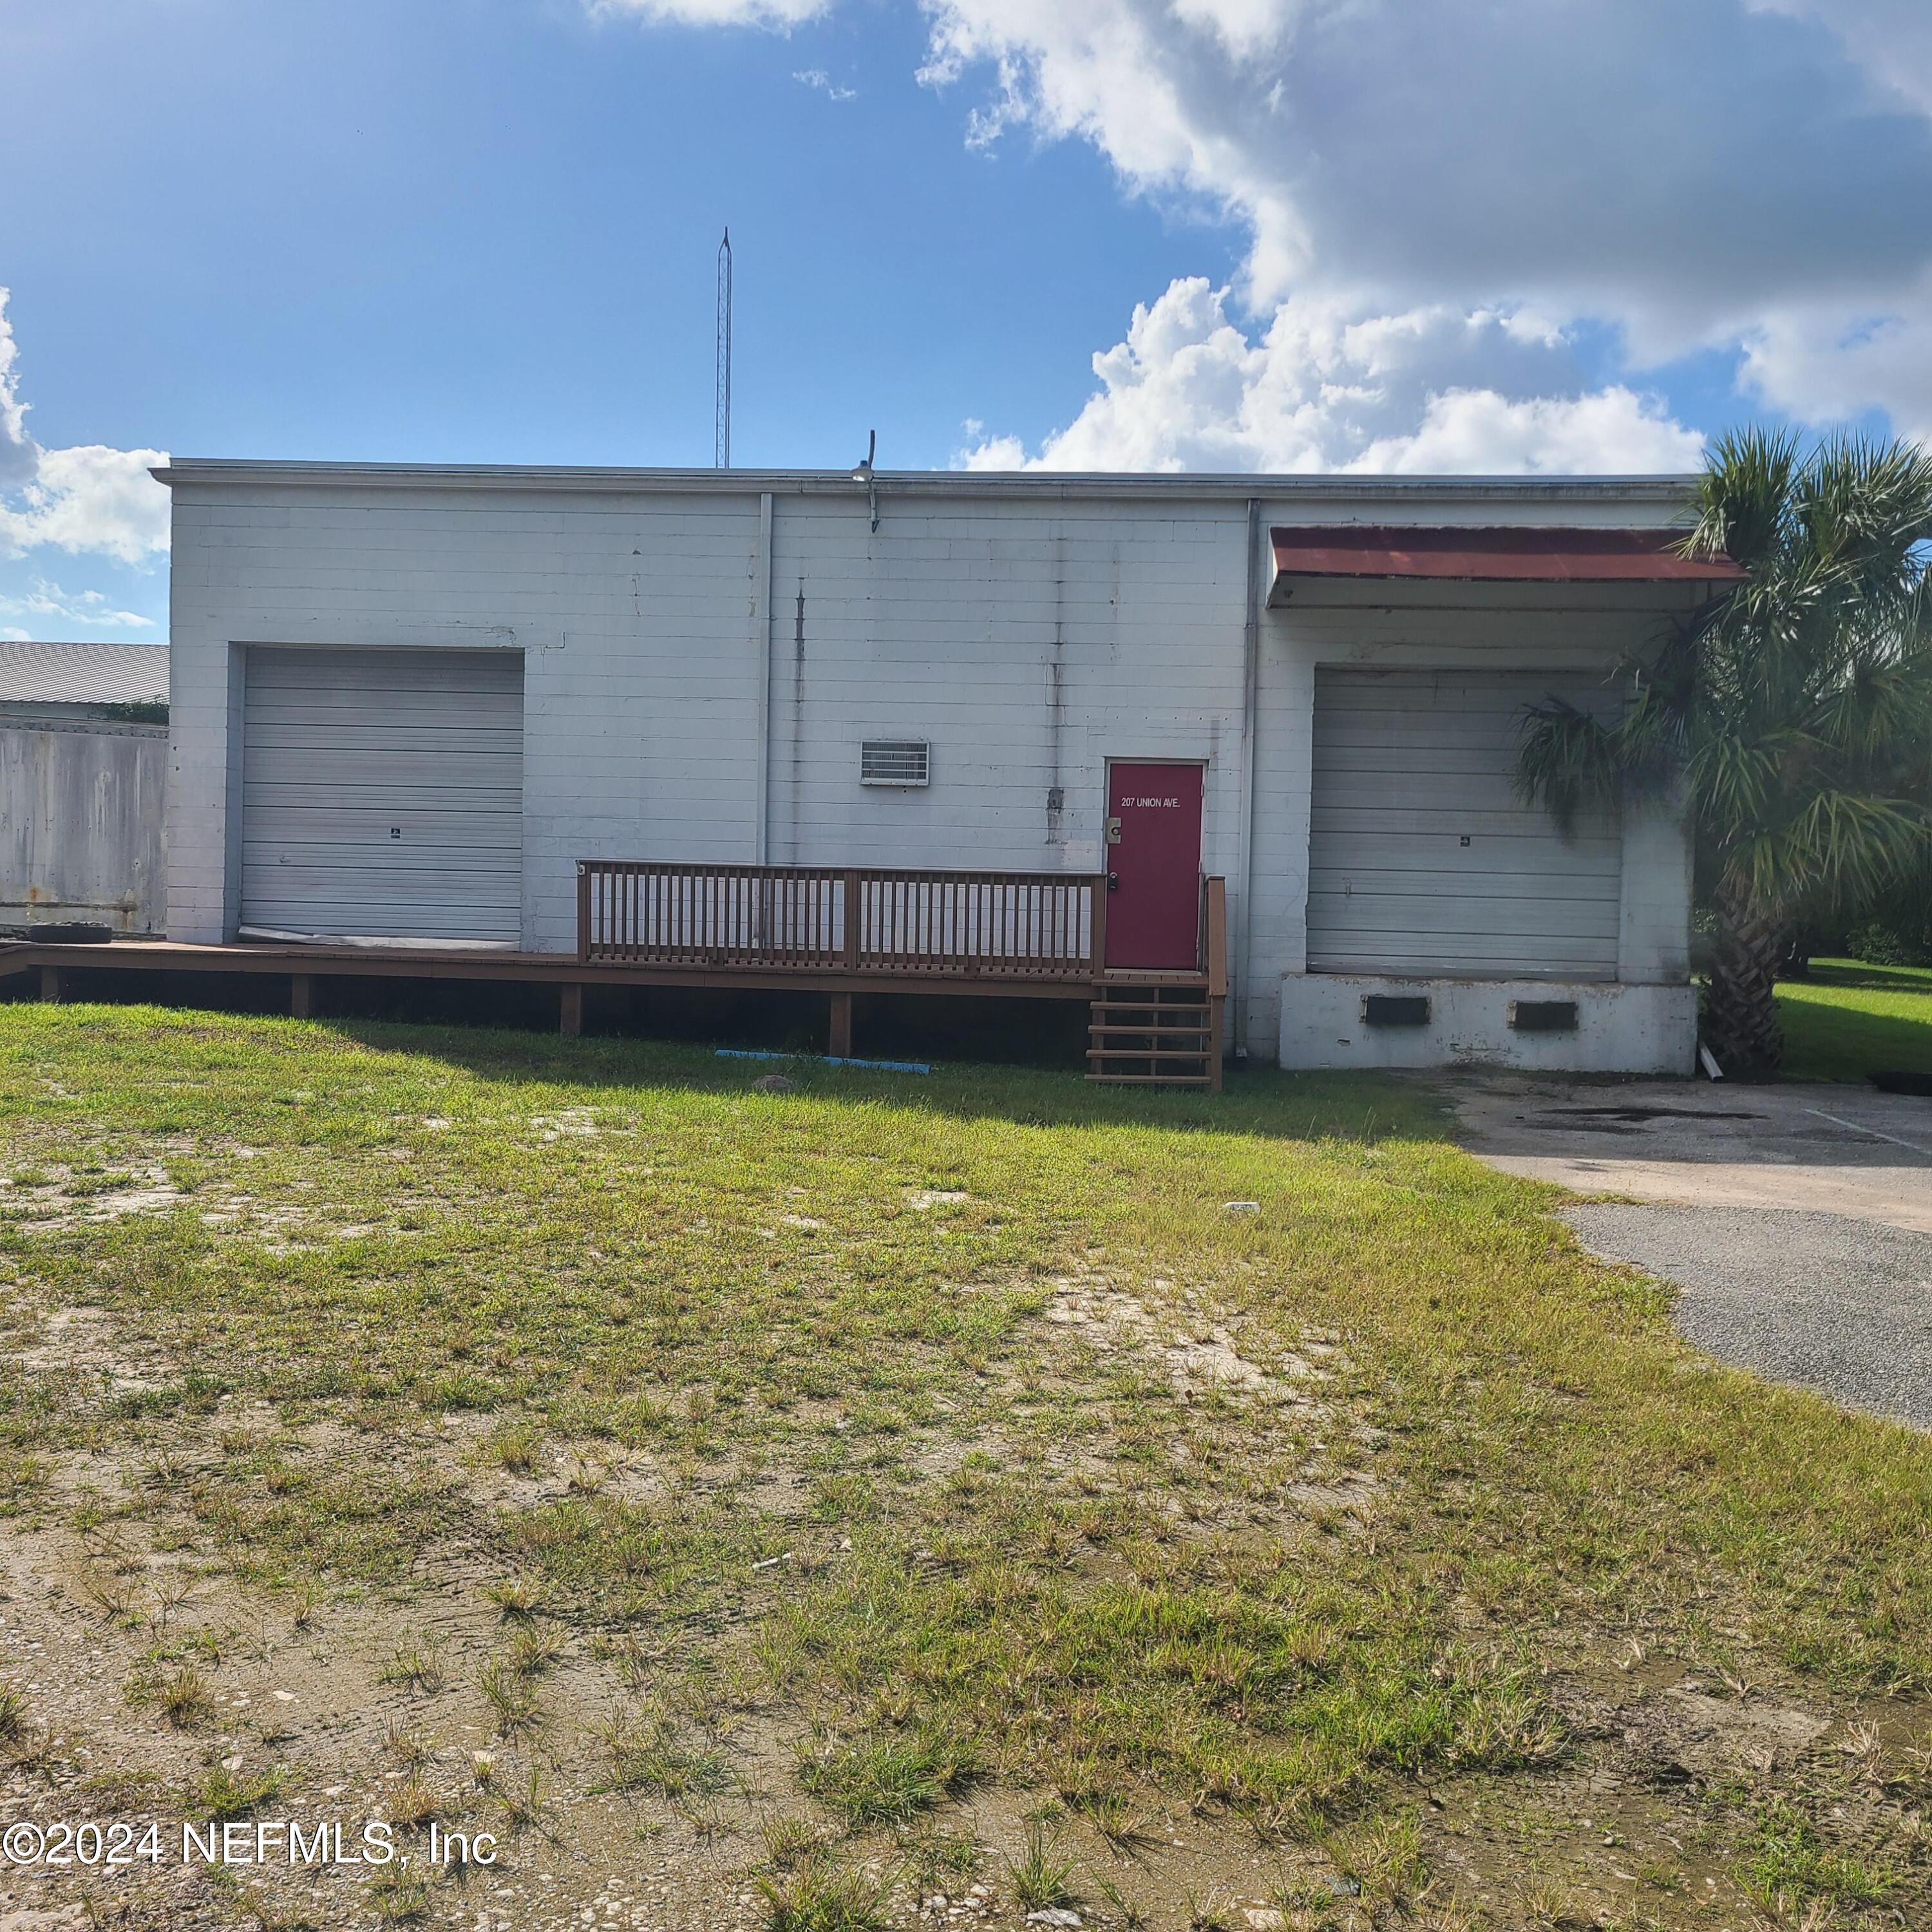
[1306,667,1623,981]
[240,647,525,945]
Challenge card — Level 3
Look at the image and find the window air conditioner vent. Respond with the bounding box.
[860,739,931,787]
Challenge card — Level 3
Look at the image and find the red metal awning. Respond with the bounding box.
[1269,525,1745,584]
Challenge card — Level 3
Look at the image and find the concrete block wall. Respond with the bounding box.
[167,485,764,950]
[1618,790,1695,986]
[1278,978,1698,1074]
[767,489,1247,882]
[162,465,1701,1068]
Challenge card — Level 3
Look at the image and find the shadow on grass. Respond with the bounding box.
[0,971,1447,1142]
[1777,960,1932,1083]
[299,1016,1452,1144]
[1,960,1455,1141]
[1802,958,1932,994]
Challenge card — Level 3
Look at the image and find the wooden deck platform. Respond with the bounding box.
[1,863,1228,1087]
[0,937,1104,1002]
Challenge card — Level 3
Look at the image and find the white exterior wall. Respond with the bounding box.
[167,486,765,951]
[163,465,1701,1072]
[766,491,1247,879]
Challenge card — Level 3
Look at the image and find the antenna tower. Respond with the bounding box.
[715,229,733,468]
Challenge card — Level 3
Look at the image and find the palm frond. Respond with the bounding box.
[1513,700,1620,834]
[1685,732,1783,837]
[1807,651,1932,764]
[1523,430,1932,938]
[1680,424,1800,567]
[1798,433,1932,582]
[1749,789,1932,907]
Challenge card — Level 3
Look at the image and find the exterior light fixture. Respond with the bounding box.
[852,430,878,532]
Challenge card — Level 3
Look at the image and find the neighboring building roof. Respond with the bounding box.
[0,642,169,705]
[1269,526,1746,583]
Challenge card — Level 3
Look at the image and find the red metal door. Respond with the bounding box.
[1104,762,1204,970]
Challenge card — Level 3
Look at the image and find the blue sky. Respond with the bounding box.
[4,0,1931,641]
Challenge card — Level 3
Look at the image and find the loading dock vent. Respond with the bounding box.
[1508,999,1580,1032]
[1361,994,1430,1027]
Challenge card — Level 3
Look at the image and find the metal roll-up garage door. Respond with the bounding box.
[242,647,524,944]
[1308,667,1622,980]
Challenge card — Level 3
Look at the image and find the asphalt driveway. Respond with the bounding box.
[1454,1076,1932,1430]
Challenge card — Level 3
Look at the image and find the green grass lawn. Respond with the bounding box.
[1776,958,1932,1081]
[1,1003,1929,1930]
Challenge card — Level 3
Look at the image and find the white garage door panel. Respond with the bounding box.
[1312,939,1619,979]
[1309,668,1622,981]
[249,892,524,926]
[245,779,518,812]
[245,674,523,706]
[1309,883,1611,915]
[250,872,521,905]
[245,723,520,759]
[251,852,524,891]
[1306,893,1621,937]
[251,650,523,688]
[242,808,522,850]
[245,749,522,790]
[1313,775,1580,811]
[242,648,524,944]
[1311,834,1620,885]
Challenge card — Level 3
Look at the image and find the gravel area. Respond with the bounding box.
[1564,1203,1932,1432]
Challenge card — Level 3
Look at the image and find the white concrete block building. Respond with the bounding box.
[156,461,1738,1074]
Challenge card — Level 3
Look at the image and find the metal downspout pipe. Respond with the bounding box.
[1235,497,1262,1059]
[755,491,774,864]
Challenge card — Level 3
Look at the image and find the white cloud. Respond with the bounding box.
[1748,1,1932,117]
[1351,389,1703,477]
[2,445,172,565]
[1738,279,1932,442]
[0,291,169,565]
[592,0,828,27]
[582,0,1932,459]
[794,66,857,99]
[921,1,1932,323]
[917,0,1932,446]
[958,278,1702,474]
[0,296,35,491]
[0,575,155,631]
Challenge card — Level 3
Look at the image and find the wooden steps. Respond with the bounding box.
[1086,985,1223,1089]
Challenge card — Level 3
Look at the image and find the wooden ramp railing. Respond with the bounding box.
[578,860,1108,981]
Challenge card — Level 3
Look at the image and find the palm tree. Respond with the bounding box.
[1515,429,1932,1072]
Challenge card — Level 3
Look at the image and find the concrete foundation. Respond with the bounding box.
[1278,974,1696,1075]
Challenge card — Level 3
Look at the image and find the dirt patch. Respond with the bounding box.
[13,1302,174,1399]
[1043,1276,1335,1410]
[0,1162,182,1231]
